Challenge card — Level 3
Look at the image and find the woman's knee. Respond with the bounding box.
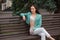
[38,33,45,36]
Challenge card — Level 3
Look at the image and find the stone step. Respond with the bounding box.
[1,28,28,32]
[0,12,60,40]
[0,35,40,40]
[0,31,29,37]
[0,17,59,22]
[47,29,60,36]
[0,15,60,19]
[0,23,26,27]
[0,18,59,23]
[0,20,60,25]
[0,28,59,40]
[1,26,60,32]
[1,24,60,29]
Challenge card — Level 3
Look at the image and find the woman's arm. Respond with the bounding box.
[20,12,28,21]
[20,12,31,21]
[20,13,26,21]
[16,11,26,21]
[22,16,26,21]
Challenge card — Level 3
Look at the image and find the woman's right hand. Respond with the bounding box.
[22,16,26,21]
[30,27,34,35]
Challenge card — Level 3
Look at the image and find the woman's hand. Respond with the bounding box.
[22,16,26,21]
[30,27,34,35]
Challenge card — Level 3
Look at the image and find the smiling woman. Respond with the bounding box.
[19,3,55,40]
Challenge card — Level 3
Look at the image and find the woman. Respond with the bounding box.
[19,4,55,40]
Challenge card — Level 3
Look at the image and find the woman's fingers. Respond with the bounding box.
[30,28,34,34]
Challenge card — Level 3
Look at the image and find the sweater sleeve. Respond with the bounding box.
[20,13,27,16]
[39,15,42,27]
[20,12,31,17]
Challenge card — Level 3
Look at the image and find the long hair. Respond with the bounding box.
[29,3,40,14]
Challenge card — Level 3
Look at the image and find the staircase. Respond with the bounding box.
[0,11,60,40]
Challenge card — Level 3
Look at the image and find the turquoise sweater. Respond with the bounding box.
[20,12,42,30]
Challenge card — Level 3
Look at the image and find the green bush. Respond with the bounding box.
[12,0,56,15]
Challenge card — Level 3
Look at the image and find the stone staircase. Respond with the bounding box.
[0,11,60,40]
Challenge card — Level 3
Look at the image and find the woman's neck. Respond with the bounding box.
[31,12,36,15]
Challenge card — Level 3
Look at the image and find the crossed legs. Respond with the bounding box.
[30,27,55,40]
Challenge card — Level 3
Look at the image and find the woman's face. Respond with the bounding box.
[30,5,36,14]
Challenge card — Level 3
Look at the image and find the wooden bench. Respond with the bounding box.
[0,12,60,40]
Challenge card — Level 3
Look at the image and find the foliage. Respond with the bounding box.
[12,0,56,15]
